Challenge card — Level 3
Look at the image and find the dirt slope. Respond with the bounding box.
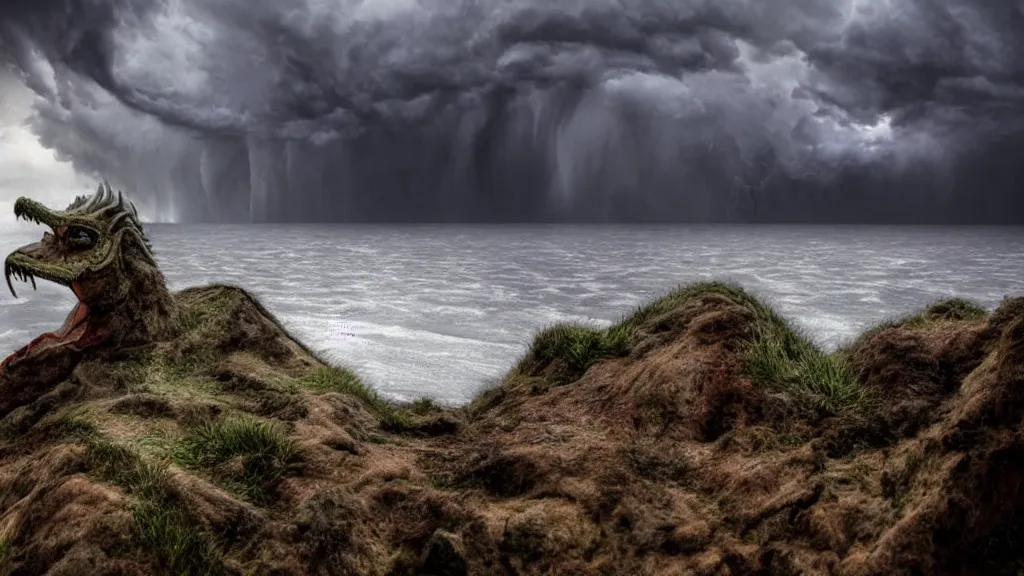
[0,282,1021,576]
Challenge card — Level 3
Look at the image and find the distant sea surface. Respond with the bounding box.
[1,224,1022,404]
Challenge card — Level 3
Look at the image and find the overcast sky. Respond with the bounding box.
[0,67,87,224]
[1,0,1022,223]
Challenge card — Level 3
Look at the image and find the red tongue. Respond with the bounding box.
[0,282,93,369]
[24,302,89,348]
[16,285,91,357]
[59,302,90,337]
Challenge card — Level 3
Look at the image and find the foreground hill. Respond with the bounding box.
[0,281,1021,575]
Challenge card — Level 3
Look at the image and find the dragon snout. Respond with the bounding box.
[12,198,61,228]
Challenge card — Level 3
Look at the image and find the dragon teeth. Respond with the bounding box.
[4,266,15,299]
[1,263,37,298]
[13,213,42,225]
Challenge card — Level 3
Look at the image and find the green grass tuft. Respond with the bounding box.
[174,415,301,504]
[84,438,225,575]
[844,297,990,351]
[514,321,631,385]
[904,297,988,327]
[51,411,100,441]
[743,321,867,414]
[625,281,870,415]
[133,500,224,576]
[86,441,168,502]
[505,280,871,414]
[300,365,409,431]
[614,281,772,332]
[917,295,987,323]
[512,282,781,387]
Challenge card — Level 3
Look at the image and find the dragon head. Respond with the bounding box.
[2,183,176,365]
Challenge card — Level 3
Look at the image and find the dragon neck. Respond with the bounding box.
[88,242,177,348]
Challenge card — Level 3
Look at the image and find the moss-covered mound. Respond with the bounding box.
[0,282,1021,575]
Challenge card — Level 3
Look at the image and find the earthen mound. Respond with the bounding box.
[0,283,1021,576]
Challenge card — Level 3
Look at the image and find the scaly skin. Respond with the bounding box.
[0,184,177,401]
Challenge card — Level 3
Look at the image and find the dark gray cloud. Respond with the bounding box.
[1,0,1022,222]
[0,66,86,222]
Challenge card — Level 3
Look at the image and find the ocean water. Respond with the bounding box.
[1,224,1022,404]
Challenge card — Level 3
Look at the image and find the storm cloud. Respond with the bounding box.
[0,66,85,222]
[1,0,1022,222]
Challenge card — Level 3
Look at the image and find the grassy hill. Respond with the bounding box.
[0,282,1021,575]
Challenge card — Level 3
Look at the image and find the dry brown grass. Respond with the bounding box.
[0,283,1021,575]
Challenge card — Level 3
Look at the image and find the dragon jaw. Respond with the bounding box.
[2,184,153,363]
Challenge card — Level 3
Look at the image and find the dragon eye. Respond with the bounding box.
[66,226,97,249]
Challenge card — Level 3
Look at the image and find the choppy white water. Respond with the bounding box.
[1,224,1022,404]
